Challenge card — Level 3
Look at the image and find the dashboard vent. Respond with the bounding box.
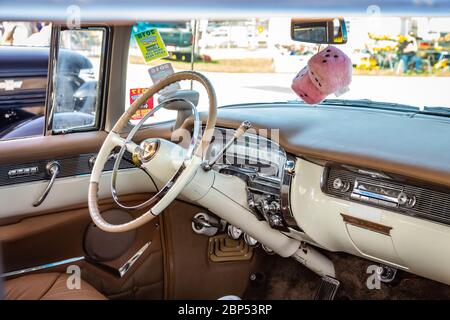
[323,165,450,226]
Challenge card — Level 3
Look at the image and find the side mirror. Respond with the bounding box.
[291,18,347,45]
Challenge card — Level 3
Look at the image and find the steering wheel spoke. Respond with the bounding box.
[109,132,140,154]
[89,71,217,233]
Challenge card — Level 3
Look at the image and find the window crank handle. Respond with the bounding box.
[33,161,61,207]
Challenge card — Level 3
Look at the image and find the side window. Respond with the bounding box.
[0,21,51,141]
[125,21,194,126]
[51,27,107,133]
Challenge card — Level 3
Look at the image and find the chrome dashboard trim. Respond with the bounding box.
[280,157,299,229]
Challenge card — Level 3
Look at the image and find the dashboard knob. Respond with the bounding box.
[227,225,243,240]
[397,192,408,205]
[269,201,280,212]
[269,214,284,227]
[397,192,416,208]
[333,178,343,189]
[244,233,258,246]
[257,198,270,215]
[333,178,350,192]
[248,199,256,209]
[406,195,417,208]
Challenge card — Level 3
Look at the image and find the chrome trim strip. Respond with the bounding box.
[280,157,299,229]
[44,25,60,136]
[1,256,85,278]
[118,241,151,277]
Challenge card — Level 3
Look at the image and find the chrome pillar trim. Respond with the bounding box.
[118,241,151,278]
[1,256,85,278]
[44,25,61,136]
[280,157,300,229]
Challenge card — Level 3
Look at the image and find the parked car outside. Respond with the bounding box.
[0,45,97,139]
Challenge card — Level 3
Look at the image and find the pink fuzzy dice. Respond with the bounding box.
[291,46,352,104]
[291,66,326,104]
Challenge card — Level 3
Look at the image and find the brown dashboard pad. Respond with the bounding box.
[180,104,450,188]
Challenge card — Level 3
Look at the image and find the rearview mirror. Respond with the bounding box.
[291,18,347,45]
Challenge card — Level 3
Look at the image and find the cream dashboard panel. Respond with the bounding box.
[291,158,450,285]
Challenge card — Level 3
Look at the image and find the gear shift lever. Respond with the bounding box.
[202,121,252,171]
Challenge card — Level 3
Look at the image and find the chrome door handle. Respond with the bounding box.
[33,161,61,207]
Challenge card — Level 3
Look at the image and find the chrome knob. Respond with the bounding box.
[257,198,270,215]
[397,192,408,205]
[227,225,243,240]
[244,234,258,246]
[269,214,284,227]
[333,178,350,192]
[285,160,295,174]
[269,201,280,212]
[398,192,416,208]
[406,195,417,208]
[333,178,343,189]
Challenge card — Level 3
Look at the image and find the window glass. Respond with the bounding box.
[0,21,50,141]
[125,21,194,125]
[51,28,106,133]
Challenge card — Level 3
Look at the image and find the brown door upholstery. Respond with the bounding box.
[0,194,164,300]
[4,273,106,300]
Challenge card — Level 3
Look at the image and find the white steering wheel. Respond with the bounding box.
[88,71,217,232]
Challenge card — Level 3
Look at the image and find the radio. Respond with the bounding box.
[322,164,450,227]
[349,180,416,209]
[324,167,418,210]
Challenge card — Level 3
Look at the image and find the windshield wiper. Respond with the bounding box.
[320,99,419,112]
[420,106,450,117]
[321,99,450,118]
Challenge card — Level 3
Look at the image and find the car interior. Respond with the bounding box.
[1,3,450,301]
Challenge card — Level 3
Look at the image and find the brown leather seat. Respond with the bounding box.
[4,272,106,300]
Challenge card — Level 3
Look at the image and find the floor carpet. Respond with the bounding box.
[244,249,450,300]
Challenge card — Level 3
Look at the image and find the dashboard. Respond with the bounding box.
[198,102,450,286]
[201,103,450,189]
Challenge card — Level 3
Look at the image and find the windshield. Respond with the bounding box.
[127,16,450,116]
[200,17,450,110]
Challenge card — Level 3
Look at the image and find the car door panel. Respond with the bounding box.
[0,126,172,299]
[0,126,176,222]
[0,193,165,299]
